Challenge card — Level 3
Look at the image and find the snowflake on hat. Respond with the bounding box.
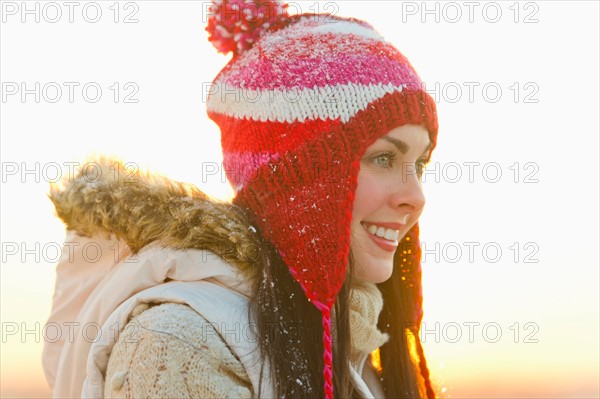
[206,0,289,55]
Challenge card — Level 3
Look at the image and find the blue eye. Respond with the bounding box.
[373,152,396,168]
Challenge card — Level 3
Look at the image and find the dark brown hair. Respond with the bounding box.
[246,219,435,398]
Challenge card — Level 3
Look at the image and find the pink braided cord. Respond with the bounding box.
[313,301,334,399]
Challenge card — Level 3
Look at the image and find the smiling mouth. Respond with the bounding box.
[361,222,401,243]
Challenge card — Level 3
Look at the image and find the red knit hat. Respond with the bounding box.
[205,1,438,397]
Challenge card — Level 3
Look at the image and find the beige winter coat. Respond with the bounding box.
[43,158,389,398]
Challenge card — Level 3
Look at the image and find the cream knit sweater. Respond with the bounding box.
[104,281,389,398]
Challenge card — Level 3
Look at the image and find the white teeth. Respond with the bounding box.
[384,229,396,240]
[363,223,400,242]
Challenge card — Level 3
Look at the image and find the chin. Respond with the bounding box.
[355,262,394,284]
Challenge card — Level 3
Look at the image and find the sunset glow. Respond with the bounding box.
[1,1,598,398]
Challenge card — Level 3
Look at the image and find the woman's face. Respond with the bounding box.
[350,124,432,284]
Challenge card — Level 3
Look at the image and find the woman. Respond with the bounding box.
[43,1,439,398]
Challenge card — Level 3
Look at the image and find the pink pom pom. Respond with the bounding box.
[206,0,289,55]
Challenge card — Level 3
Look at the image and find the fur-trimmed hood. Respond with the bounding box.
[49,157,261,279]
[43,157,265,397]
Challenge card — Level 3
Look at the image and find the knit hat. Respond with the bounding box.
[205,1,438,397]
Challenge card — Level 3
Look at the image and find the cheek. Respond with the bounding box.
[353,171,384,218]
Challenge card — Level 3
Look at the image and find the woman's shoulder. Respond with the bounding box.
[104,302,252,399]
[121,302,233,343]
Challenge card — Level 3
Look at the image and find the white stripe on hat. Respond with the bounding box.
[207,82,404,123]
[308,20,384,41]
[272,17,384,42]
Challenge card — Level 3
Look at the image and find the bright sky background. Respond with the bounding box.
[1,1,599,398]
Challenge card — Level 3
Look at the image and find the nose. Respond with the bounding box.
[389,168,426,212]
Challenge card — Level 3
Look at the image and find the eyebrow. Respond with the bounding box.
[382,136,432,156]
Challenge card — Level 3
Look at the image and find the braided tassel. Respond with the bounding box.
[322,308,333,399]
[313,300,334,399]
